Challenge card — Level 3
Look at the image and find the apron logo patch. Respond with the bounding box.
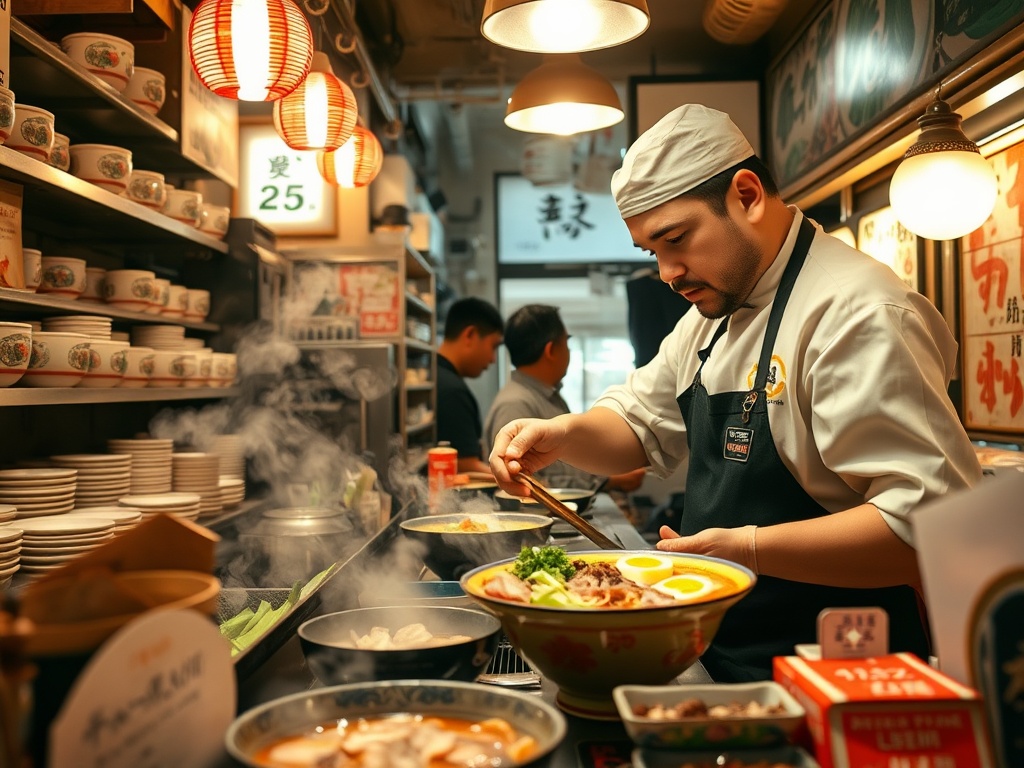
[746,354,787,399]
[723,426,753,462]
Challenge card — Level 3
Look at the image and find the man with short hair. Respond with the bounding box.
[436,297,504,473]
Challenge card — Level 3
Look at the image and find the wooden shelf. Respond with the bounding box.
[404,338,433,353]
[405,293,433,315]
[0,385,238,406]
[0,288,220,330]
[405,420,435,436]
[405,383,433,392]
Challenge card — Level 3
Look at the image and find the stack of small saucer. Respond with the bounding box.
[118,492,201,521]
[107,438,173,494]
[0,468,78,518]
[171,452,222,518]
[41,314,113,339]
[210,434,245,479]
[0,525,22,585]
[218,477,245,509]
[69,505,143,534]
[50,454,132,506]
[131,324,185,350]
[16,517,116,577]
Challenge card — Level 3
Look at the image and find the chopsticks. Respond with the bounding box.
[519,474,623,550]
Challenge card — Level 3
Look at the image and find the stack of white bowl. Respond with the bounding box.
[118,492,201,521]
[0,525,22,587]
[69,506,143,533]
[16,516,115,577]
[171,452,222,517]
[0,468,77,518]
[107,438,173,494]
[131,324,185,349]
[218,478,245,509]
[50,454,132,506]
[41,315,112,338]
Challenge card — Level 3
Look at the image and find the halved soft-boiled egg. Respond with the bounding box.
[651,573,715,601]
[616,553,674,585]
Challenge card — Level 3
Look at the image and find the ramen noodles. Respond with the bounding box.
[347,622,471,650]
[414,516,540,534]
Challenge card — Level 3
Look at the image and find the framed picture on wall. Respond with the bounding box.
[856,206,921,293]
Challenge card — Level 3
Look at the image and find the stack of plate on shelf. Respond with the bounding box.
[0,525,22,586]
[171,452,222,517]
[131,324,185,350]
[118,493,201,521]
[41,315,113,339]
[107,438,173,494]
[218,477,245,509]
[16,517,116,576]
[50,454,132,506]
[69,506,143,533]
[210,434,245,479]
[0,468,78,518]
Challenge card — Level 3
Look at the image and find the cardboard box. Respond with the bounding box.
[774,652,993,768]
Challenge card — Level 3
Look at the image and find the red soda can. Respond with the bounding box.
[427,443,458,511]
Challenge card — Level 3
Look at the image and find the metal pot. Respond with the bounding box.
[238,507,355,584]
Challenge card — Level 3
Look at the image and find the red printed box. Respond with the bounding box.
[774,652,993,768]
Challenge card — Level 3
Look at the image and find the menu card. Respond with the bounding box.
[0,180,24,290]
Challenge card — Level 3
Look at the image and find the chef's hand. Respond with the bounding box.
[655,524,759,575]
[489,417,568,495]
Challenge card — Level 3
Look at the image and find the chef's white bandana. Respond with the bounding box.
[611,104,755,219]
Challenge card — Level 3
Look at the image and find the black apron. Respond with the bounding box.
[677,218,930,682]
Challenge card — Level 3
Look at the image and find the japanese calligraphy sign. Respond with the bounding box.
[856,206,919,291]
[237,122,337,237]
[960,143,1024,433]
[495,173,645,266]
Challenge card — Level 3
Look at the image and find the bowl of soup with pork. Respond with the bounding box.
[400,512,553,581]
[460,548,756,720]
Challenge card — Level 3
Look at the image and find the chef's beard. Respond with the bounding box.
[670,223,764,319]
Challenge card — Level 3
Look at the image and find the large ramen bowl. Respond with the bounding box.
[298,605,500,684]
[400,512,553,581]
[461,550,756,720]
[225,680,567,767]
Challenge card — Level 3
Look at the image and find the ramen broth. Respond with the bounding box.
[415,518,540,533]
[253,713,539,767]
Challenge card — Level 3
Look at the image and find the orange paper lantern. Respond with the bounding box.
[273,52,358,151]
[188,0,314,102]
[317,125,384,188]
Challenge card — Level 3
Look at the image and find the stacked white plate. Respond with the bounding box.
[218,477,245,510]
[172,452,222,517]
[0,504,15,524]
[119,493,201,521]
[0,468,78,518]
[16,516,115,575]
[210,434,245,479]
[131,324,186,350]
[0,525,23,583]
[50,454,132,506]
[107,438,173,494]
[69,505,143,533]
[41,315,113,339]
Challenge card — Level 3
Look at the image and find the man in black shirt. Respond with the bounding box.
[436,297,504,473]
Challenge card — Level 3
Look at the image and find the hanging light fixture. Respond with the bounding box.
[505,54,623,136]
[317,124,384,188]
[273,52,359,151]
[481,0,649,53]
[889,96,998,240]
[188,0,314,102]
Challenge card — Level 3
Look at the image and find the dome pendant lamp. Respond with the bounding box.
[889,96,998,241]
[505,54,623,136]
[482,0,650,53]
[317,124,384,188]
[273,52,359,151]
[188,0,314,102]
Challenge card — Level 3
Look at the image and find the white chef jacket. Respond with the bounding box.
[595,209,982,545]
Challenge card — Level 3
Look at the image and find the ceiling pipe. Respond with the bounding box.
[329,0,400,128]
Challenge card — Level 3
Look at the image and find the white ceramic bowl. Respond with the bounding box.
[81,267,106,303]
[7,104,54,162]
[103,268,155,311]
[38,256,87,298]
[184,348,212,388]
[0,322,32,387]
[69,143,132,193]
[21,248,42,291]
[61,32,135,92]
[124,66,165,114]
[164,188,202,227]
[48,131,70,171]
[125,169,166,209]
[184,288,210,320]
[198,203,230,239]
[122,346,154,388]
[211,352,237,387]
[148,350,194,388]
[77,338,129,389]
[0,86,16,145]
[163,284,188,317]
[21,332,91,387]
[150,278,170,315]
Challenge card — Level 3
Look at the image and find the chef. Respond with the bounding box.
[489,104,982,682]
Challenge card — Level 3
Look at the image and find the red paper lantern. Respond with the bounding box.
[273,52,358,151]
[188,0,313,102]
[317,125,384,188]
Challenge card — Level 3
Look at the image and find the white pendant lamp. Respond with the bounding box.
[482,0,649,53]
[505,54,623,136]
[889,97,997,241]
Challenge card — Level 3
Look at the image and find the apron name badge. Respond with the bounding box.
[723,426,753,462]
